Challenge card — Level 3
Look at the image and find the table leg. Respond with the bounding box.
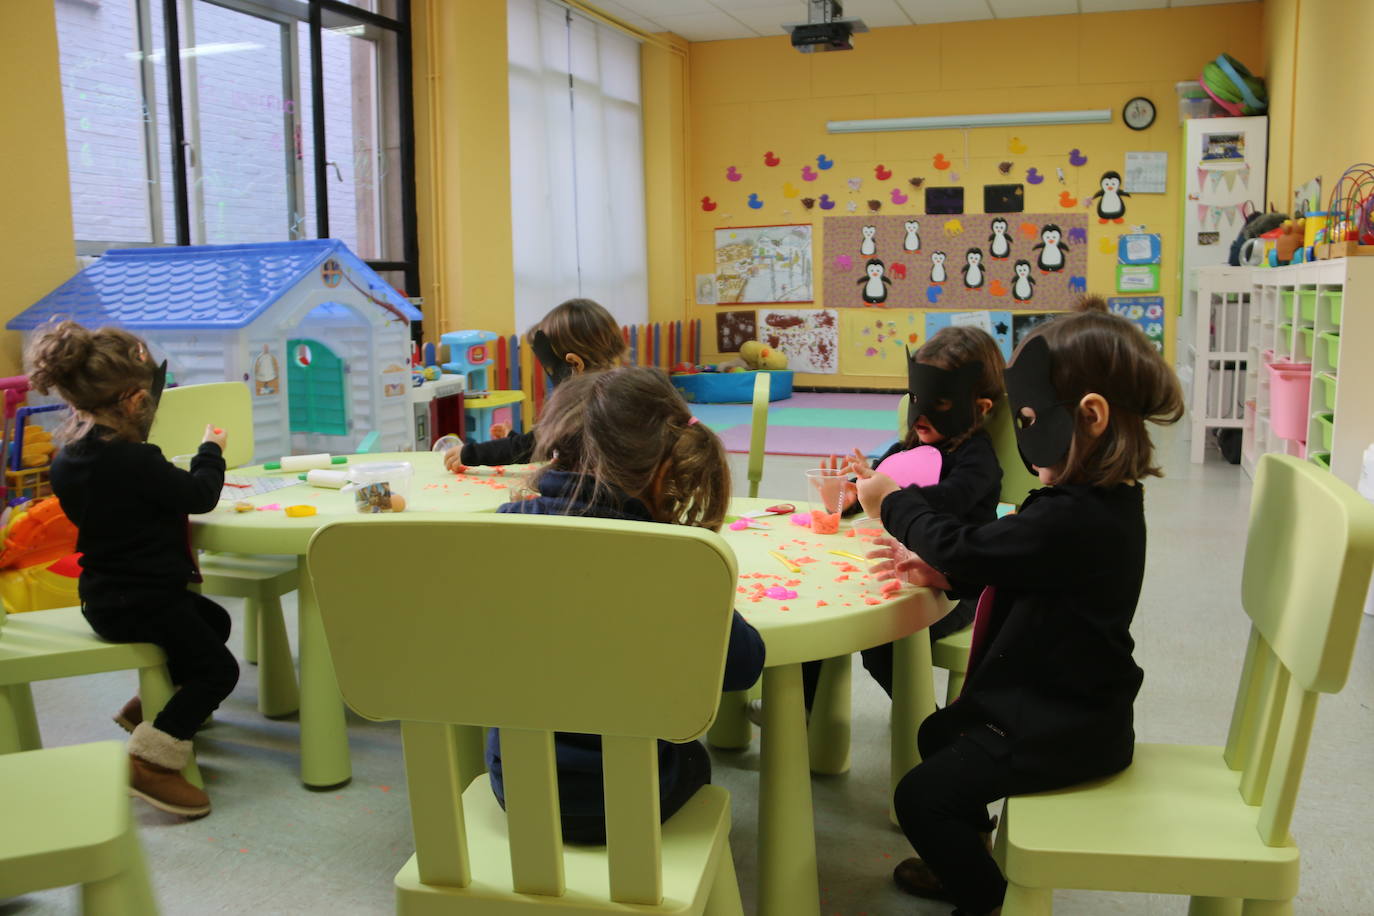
[707,690,752,750]
[889,629,934,821]
[0,683,42,753]
[297,556,352,788]
[758,663,820,916]
[807,655,851,775]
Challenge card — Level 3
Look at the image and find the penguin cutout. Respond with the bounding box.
[1032,224,1068,273]
[961,248,985,290]
[903,219,921,253]
[1011,259,1036,302]
[929,251,947,285]
[988,218,1011,260]
[860,224,878,256]
[857,258,892,305]
[1092,170,1130,223]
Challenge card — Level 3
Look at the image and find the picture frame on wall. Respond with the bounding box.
[713,224,814,305]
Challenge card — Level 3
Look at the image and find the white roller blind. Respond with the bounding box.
[507,0,649,333]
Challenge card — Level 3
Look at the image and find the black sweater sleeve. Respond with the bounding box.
[460,430,536,466]
[140,441,226,515]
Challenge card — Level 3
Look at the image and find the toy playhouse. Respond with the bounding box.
[9,240,421,462]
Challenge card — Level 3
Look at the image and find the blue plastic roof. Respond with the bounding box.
[8,240,421,332]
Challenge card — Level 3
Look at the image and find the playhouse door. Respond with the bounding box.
[287,339,348,435]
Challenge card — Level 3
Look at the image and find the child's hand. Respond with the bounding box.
[854,470,899,519]
[490,423,510,439]
[442,446,467,473]
[202,425,227,451]
[846,448,873,478]
[820,454,857,510]
[868,540,951,590]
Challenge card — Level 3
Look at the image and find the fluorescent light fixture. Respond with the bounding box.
[827,109,1113,134]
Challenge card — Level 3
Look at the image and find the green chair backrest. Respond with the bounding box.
[148,381,254,469]
[896,394,1039,508]
[1224,454,1374,844]
[747,373,770,498]
[307,513,740,902]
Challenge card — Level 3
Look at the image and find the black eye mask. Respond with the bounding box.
[150,360,168,407]
[907,353,982,440]
[1005,335,1075,473]
[530,331,572,387]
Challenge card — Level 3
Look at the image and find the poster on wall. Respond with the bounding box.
[822,213,1087,311]
[758,309,837,374]
[252,344,280,397]
[840,309,920,378]
[925,310,1013,361]
[714,224,813,304]
[1012,312,1062,349]
[1107,296,1166,353]
[715,310,757,354]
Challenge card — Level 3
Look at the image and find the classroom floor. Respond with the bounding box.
[8,423,1374,915]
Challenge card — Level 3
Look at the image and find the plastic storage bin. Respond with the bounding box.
[1177,80,1224,121]
[1267,361,1312,441]
[1298,290,1318,322]
[1309,451,1331,470]
[1298,326,1314,358]
[1322,289,1343,325]
[1319,331,1341,365]
[1279,290,1295,320]
[1317,372,1338,410]
[1314,413,1335,451]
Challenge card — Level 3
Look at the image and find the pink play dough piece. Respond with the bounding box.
[764,586,798,600]
[791,513,812,528]
[729,518,751,531]
[876,444,943,488]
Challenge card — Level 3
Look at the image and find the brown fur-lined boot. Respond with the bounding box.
[114,696,142,733]
[892,815,998,900]
[128,722,210,818]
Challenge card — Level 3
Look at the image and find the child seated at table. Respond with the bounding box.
[485,366,765,844]
[854,309,1184,916]
[30,321,238,819]
[444,298,625,470]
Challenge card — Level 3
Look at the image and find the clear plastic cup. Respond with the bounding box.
[171,454,194,471]
[805,467,849,535]
[431,434,463,453]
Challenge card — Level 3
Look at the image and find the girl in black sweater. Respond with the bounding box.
[853,310,1184,916]
[443,298,626,470]
[32,322,237,819]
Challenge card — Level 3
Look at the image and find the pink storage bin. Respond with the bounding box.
[1267,360,1312,441]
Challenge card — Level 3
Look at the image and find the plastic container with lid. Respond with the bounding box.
[344,462,414,513]
[1266,361,1312,441]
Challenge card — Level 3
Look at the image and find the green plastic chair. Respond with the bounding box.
[746,372,771,499]
[0,606,201,787]
[307,513,744,915]
[149,382,300,717]
[996,454,1374,915]
[0,741,159,913]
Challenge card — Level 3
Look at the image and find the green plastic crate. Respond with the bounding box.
[1298,326,1314,358]
[1317,372,1338,411]
[1309,450,1331,470]
[1319,330,1341,366]
[1322,289,1343,326]
[1315,412,1334,451]
[1280,290,1296,319]
[1298,290,1318,322]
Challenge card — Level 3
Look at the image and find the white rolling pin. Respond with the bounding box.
[299,469,350,488]
[265,453,347,472]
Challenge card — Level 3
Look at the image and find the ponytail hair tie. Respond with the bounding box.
[688,417,700,426]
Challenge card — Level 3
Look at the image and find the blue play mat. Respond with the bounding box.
[670,370,793,404]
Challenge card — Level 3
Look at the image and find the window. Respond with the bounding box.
[507,0,649,331]
[54,0,418,296]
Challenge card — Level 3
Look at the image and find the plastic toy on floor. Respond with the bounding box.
[0,496,81,613]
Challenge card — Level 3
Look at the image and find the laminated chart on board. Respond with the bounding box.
[758,309,838,374]
[822,213,1088,312]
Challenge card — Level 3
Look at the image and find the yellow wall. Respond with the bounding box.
[688,4,1262,386]
[1262,0,1374,212]
[0,0,76,375]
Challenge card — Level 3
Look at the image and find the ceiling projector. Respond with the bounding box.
[782,0,868,53]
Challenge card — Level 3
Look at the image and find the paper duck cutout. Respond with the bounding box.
[891,187,909,204]
[846,200,859,212]
[817,154,834,170]
[868,199,882,211]
[1026,167,1044,185]
[998,161,1013,174]
[747,193,764,209]
[764,151,780,167]
[1009,137,1028,154]
[933,153,951,170]
[1019,221,1039,240]
[1069,148,1088,167]
[726,166,741,181]
[1058,190,1078,208]
[783,182,800,198]
[818,194,835,209]
[925,285,944,304]
[875,164,892,180]
[835,254,853,270]
[801,165,819,181]
[801,197,816,210]
[701,196,717,212]
[987,279,1008,297]
[847,177,863,192]
[876,445,942,488]
[909,177,925,188]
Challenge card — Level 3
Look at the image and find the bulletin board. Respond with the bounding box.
[822,213,1088,311]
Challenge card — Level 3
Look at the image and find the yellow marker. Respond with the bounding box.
[829,549,877,564]
[284,505,317,517]
[769,550,801,573]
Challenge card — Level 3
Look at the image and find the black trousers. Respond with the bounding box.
[83,590,239,741]
[561,739,712,846]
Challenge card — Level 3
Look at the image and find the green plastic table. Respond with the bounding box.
[190,452,519,788]
[719,497,949,916]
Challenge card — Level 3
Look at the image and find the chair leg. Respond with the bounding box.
[1001,881,1053,915]
[82,821,160,915]
[808,655,851,775]
[708,690,752,750]
[454,724,487,790]
[0,683,43,752]
[1240,900,1292,916]
[242,596,259,665]
[138,665,203,789]
[1189,898,1242,916]
[946,669,966,705]
[704,836,744,916]
[255,590,300,718]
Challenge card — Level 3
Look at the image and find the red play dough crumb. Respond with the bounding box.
[815,600,829,607]
[494,467,506,475]
[880,579,902,594]
[845,529,857,537]
[780,606,790,611]
[785,578,801,586]
[452,464,468,474]
[865,597,881,605]
[796,556,818,564]
[834,574,850,582]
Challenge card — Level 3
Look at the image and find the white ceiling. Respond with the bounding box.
[591,0,1252,42]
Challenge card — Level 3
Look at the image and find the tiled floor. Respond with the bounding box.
[7,423,1373,915]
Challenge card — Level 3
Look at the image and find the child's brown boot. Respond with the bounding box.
[127,722,211,818]
[892,815,997,900]
[114,696,142,733]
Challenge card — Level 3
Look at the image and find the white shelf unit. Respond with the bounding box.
[1189,266,1253,463]
[1242,258,1374,489]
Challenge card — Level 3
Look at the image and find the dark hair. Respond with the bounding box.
[904,326,1007,449]
[530,367,730,530]
[26,321,157,443]
[530,298,626,372]
[1018,310,1184,486]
